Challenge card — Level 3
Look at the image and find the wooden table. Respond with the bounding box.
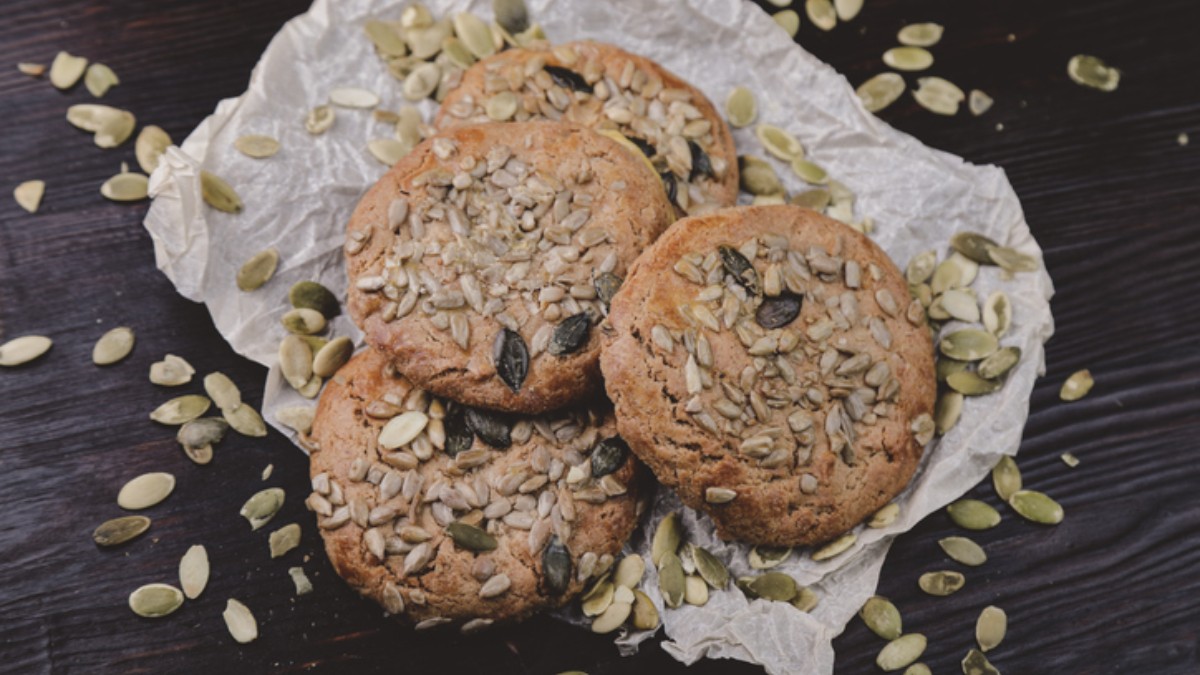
[2,0,1198,672]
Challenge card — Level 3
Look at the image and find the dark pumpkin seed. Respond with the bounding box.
[447,522,497,551]
[543,536,572,594]
[544,65,590,93]
[594,272,622,307]
[756,292,803,329]
[949,232,1002,264]
[661,171,679,207]
[719,245,761,295]
[590,436,629,478]
[493,328,529,392]
[289,281,340,318]
[493,0,530,34]
[549,313,590,356]
[443,405,474,457]
[93,515,151,547]
[688,140,714,180]
[465,407,511,449]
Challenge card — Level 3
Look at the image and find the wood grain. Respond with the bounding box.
[2,0,1198,673]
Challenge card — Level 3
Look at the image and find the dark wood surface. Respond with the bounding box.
[2,0,1199,673]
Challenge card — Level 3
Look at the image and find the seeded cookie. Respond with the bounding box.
[600,205,936,547]
[436,40,738,216]
[308,349,646,630]
[345,121,674,414]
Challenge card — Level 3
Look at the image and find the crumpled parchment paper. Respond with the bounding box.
[142,0,1055,672]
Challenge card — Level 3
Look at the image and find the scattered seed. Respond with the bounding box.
[493,328,529,392]
[330,86,379,108]
[691,545,729,589]
[658,551,686,608]
[236,248,279,292]
[977,346,1020,380]
[49,51,88,89]
[591,600,632,633]
[631,589,659,630]
[129,583,184,618]
[135,126,173,174]
[203,372,241,412]
[791,585,820,612]
[969,89,994,116]
[935,392,964,436]
[949,232,1001,264]
[117,472,176,510]
[0,335,52,367]
[897,23,944,47]
[93,515,151,547]
[1068,54,1120,92]
[884,47,934,72]
[976,605,1007,652]
[14,180,45,213]
[947,499,1001,530]
[835,0,863,21]
[1009,489,1064,524]
[223,599,258,643]
[581,579,613,617]
[755,124,805,161]
[805,0,837,31]
[452,12,495,59]
[367,138,410,166]
[363,20,406,57]
[179,544,210,599]
[962,648,1000,675]
[791,158,828,184]
[869,503,901,528]
[982,291,1012,337]
[745,572,797,602]
[857,73,906,113]
[726,87,757,128]
[913,76,965,116]
[811,532,857,561]
[860,596,902,640]
[987,244,1039,273]
[773,10,800,37]
[200,170,243,213]
[992,456,1022,501]
[306,105,335,134]
[1060,369,1094,401]
[877,634,927,672]
[240,488,285,530]
[84,63,119,97]
[234,134,280,159]
[90,327,135,366]
[150,395,211,425]
[149,354,194,386]
[947,371,1002,396]
[269,523,301,558]
[100,171,149,202]
[448,522,498,551]
[1061,452,1080,468]
[313,336,353,377]
[684,574,709,605]
[651,512,681,566]
[919,570,965,596]
[289,281,340,318]
[66,104,136,148]
[740,155,784,195]
[905,664,932,675]
[225,403,267,437]
[749,545,792,569]
[939,536,987,566]
[289,566,313,595]
[940,329,999,361]
[18,62,46,77]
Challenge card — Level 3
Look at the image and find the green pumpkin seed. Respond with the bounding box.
[749,545,792,569]
[877,634,926,671]
[452,12,495,59]
[898,23,944,47]
[289,280,340,318]
[269,523,301,558]
[135,126,173,174]
[869,503,901,528]
[982,291,1012,337]
[860,596,902,640]
[279,334,314,390]
[949,232,1001,264]
[118,472,176,510]
[739,155,784,196]
[93,515,151,547]
[99,172,149,201]
[930,259,963,296]
[689,545,729,589]
[914,77,965,116]
[177,417,228,462]
[235,248,279,292]
[857,73,906,113]
[14,180,45,213]
[1060,369,1094,401]
[939,536,987,566]
[613,554,645,589]
[791,158,828,184]
[149,354,194,386]
[976,605,1007,652]
[811,532,857,561]
[745,572,797,602]
[658,551,686,608]
[447,522,498,551]
[906,251,937,285]
[684,574,709,605]
[805,0,837,31]
[203,372,241,411]
[313,336,353,378]
[962,648,1000,675]
[49,51,88,89]
[240,488,285,530]
[234,134,280,159]
[364,20,407,57]
[631,589,659,630]
[725,86,757,128]
[200,170,242,213]
[947,371,1002,396]
[179,544,209,599]
[791,585,820,612]
[835,0,863,20]
[940,329,999,361]
[992,456,1022,501]
[755,124,805,161]
[150,395,211,425]
[129,583,184,618]
[543,536,571,595]
[590,600,632,634]
[986,244,1039,272]
[651,511,681,566]
[493,0,529,34]
[1009,489,1064,524]
[1061,452,1081,468]
[306,105,335,135]
[91,326,135,365]
[969,89,994,116]
[935,392,964,435]
[790,188,832,210]
[978,346,1020,380]
[919,570,965,596]
[947,499,1001,530]
[1068,54,1120,92]
[904,665,932,675]
[773,9,800,38]
[223,599,258,643]
[883,47,934,72]
[224,403,267,437]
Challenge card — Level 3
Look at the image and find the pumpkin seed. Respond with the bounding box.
[1068,54,1120,92]
[493,0,529,33]
[13,180,45,213]
[658,551,686,608]
[651,512,681,566]
[877,634,927,672]
[940,329,999,361]
[549,313,590,356]
[791,585,820,612]
[906,251,936,285]
[89,327,134,366]
[0,334,53,367]
[93,515,151,547]
[947,499,1001,530]
[129,583,184,618]
[962,648,1000,675]
[289,567,313,595]
[773,10,800,37]
[1060,369,1094,401]
[403,63,441,101]
[905,664,932,675]
[329,86,379,109]
[223,599,258,643]
[919,570,966,596]
[739,155,784,196]
[66,104,136,148]
[705,487,737,504]
[978,346,1020,380]
[914,77,965,115]
[949,232,1001,264]
[857,73,906,113]
[118,472,176,510]
[749,545,792,569]
[200,170,242,213]
[745,572,797,602]
[947,371,1002,396]
[279,334,313,390]
[897,23,944,47]
[1009,489,1064,524]
[591,600,632,633]
[442,406,473,456]
[581,580,614,617]
[939,536,987,566]
[593,272,622,307]
[632,589,659,630]
[611,554,645,590]
[790,188,832,210]
[379,410,429,449]
[684,574,709,605]
[149,354,194,386]
[884,47,934,72]
[542,536,571,595]
[240,488,285,530]
[465,407,511,448]
[869,503,901,528]
[305,105,335,135]
[179,544,209,599]
[930,258,963,295]
[805,0,837,30]
[177,417,228,464]
[940,289,979,322]
[811,532,857,561]
[134,126,172,174]
[313,336,353,377]
[99,171,149,202]
[367,138,409,166]
[987,244,1039,273]
[364,20,407,57]
[976,605,1007,652]
[1061,452,1080,468]
[232,248,279,292]
[860,596,902,640]
[590,436,629,478]
[992,456,1022,501]
[690,545,729,589]
[150,395,211,425]
[201,373,240,412]
[269,523,301,558]
[756,293,802,329]
[225,403,267,437]
[493,328,529,392]
[49,51,88,89]
[448,522,498,551]
[234,134,280,159]
[935,392,963,435]
[725,86,757,128]
[274,407,314,435]
[484,91,519,121]
[451,12,495,59]
[982,291,1012,337]
[755,124,805,161]
[289,281,340,318]
[791,157,828,184]
[969,89,995,116]
[835,0,863,20]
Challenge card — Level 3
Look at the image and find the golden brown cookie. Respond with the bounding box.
[436,40,738,216]
[308,349,646,630]
[345,121,674,414]
[600,205,936,547]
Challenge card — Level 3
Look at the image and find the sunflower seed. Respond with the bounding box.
[1060,369,1094,401]
[860,596,903,640]
[975,605,1007,652]
[493,328,529,392]
[49,51,88,89]
[651,512,681,566]
[269,523,301,558]
[289,281,340,318]
[590,436,628,478]
[313,336,353,377]
[448,522,498,551]
[857,73,906,113]
[947,371,1002,396]
[949,232,1001,264]
[725,86,757,128]
[117,472,175,510]
[13,180,45,213]
[89,326,134,366]
[992,456,1022,501]
[684,574,709,605]
[690,546,729,589]
[1068,54,1120,92]
[705,487,737,504]
[129,583,184,618]
[378,410,428,449]
[745,571,797,602]
[178,544,209,599]
[240,488,285,530]
[982,291,1012,337]
[482,90,519,121]
[543,536,571,594]
[549,313,590,356]
[591,600,632,633]
[811,532,857,561]
[969,89,995,116]
[93,515,151,547]
[1061,452,1081,468]
[1009,489,1064,524]
[18,62,46,76]
[631,589,659,630]
[947,499,1001,530]
[939,536,987,566]
[233,134,280,159]
[773,9,800,37]
[658,551,686,608]
[225,403,267,437]
[898,23,944,47]
[755,124,805,161]
[940,329,999,361]
[223,599,258,643]
[877,634,926,672]
[740,155,784,195]
[200,170,242,213]
[288,567,313,596]
[805,0,837,30]
[132,126,172,174]
[305,105,335,134]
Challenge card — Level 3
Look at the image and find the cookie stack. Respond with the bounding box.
[308,40,935,631]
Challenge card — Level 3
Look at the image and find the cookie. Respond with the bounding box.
[599,205,936,546]
[308,349,647,630]
[436,40,739,216]
[345,121,674,414]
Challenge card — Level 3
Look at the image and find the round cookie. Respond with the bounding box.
[599,205,936,547]
[345,121,674,414]
[308,349,646,630]
[436,40,738,216]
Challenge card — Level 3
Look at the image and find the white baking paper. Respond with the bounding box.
[142,1,1055,673]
